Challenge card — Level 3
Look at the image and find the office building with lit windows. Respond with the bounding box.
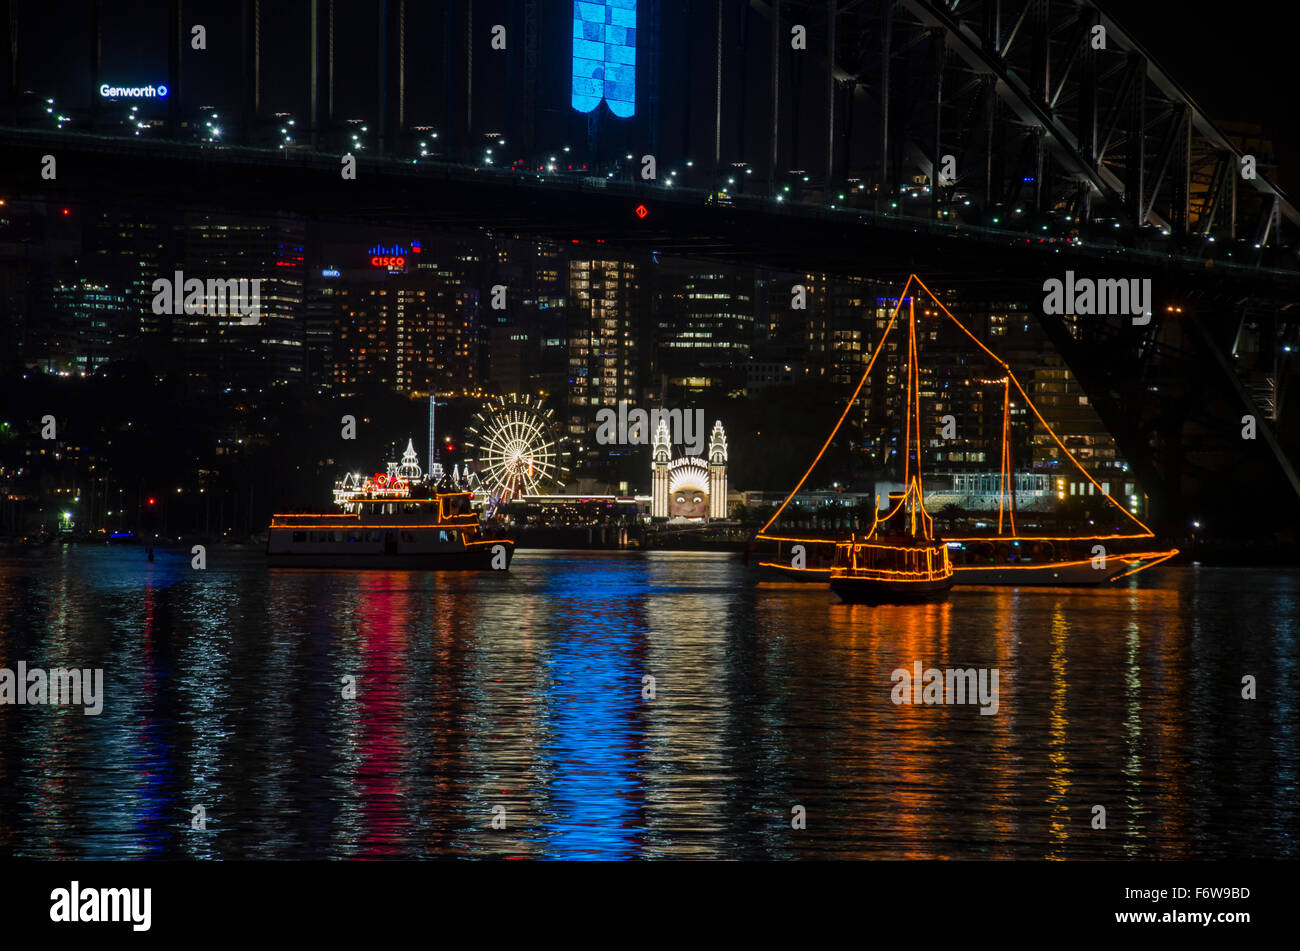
[652,259,754,396]
[567,257,646,457]
[179,212,306,390]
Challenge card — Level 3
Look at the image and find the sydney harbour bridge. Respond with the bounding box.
[2,0,1298,533]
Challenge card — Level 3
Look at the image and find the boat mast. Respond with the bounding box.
[998,375,1017,536]
[1007,378,1017,534]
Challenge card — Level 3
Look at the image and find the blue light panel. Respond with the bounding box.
[571,0,636,118]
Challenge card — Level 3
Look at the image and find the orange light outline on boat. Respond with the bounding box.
[911,273,1154,538]
[763,550,1179,580]
[955,552,1172,571]
[756,561,831,574]
[830,567,954,581]
[946,533,1164,543]
[1108,549,1178,580]
[756,273,1164,559]
[833,537,952,582]
[757,276,913,536]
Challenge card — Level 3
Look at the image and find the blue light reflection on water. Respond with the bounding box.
[537,558,647,859]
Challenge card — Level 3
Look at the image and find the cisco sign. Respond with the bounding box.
[99,83,168,99]
[368,241,420,271]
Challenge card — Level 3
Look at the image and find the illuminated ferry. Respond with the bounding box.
[828,486,954,604]
[267,441,514,570]
[753,274,1177,588]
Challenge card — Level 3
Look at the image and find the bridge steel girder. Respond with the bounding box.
[1034,301,1300,536]
[794,0,1300,250]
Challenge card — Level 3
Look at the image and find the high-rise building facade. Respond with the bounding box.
[330,251,479,398]
[567,258,643,454]
[652,260,754,396]
[178,212,306,390]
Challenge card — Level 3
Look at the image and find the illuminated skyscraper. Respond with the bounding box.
[652,260,754,396]
[331,255,479,398]
[179,212,305,389]
[571,0,637,118]
[567,257,644,455]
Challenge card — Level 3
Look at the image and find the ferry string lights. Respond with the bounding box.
[756,272,1179,578]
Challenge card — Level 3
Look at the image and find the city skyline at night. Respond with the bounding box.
[1,0,1296,935]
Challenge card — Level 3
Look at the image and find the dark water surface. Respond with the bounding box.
[0,546,1296,860]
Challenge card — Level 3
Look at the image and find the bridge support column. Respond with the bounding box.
[878,1,893,212]
[242,0,260,145]
[931,27,943,220]
[825,0,836,197]
[308,0,318,149]
[1126,53,1146,227]
[90,0,101,132]
[0,1,14,124]
[713,0,723,181]
[770,0,780,196]
[168,0,183,139]
[377,0,386,155]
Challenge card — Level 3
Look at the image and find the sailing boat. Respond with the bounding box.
[752,273,1178,587]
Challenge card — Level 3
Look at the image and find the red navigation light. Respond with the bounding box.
[635,204,649,219]
[61,207,71,216]
[147,497,156,506]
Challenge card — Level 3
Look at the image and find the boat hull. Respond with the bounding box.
[952,560,1122,586]
[754,539,1177,586]
[830,575,954,604]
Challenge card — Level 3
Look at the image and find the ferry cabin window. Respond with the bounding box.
[292,531,307,543]
[439,530,448,542]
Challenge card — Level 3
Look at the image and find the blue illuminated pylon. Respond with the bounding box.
[571,0,637,119]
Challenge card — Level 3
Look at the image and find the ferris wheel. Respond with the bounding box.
[465,394,568,500]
